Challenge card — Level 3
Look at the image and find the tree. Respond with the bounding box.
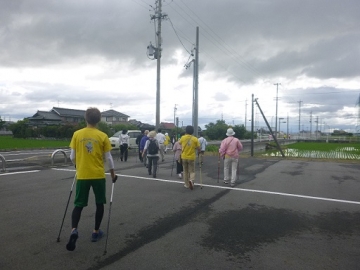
[204,120,228,140]
[0,117,4,130]
[97,121,113,136]
[8,119,36,138]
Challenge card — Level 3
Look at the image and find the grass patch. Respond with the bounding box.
[262,142,360,161]
[0,136,70,150]
[287,142,360,153]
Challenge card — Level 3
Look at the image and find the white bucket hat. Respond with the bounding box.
[226,128,235,136]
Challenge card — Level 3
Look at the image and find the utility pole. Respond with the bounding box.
[287,114,289,139]
[192,26,199,137]
[251,94,254,156]
[245,98,248,130]
[150,0,167,129]
[274,83,281,139]
[298,100,302,138]
[309,111,313,139]
[173,104,177,129]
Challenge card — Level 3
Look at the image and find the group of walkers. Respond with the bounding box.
[135,125,243,190]
[64,106,243,252]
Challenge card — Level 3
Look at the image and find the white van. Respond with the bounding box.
[109,130,142,149]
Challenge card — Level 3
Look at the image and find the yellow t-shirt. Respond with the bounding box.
[70,127,112,180]
[164,135,170,146]
[179,134,200,160]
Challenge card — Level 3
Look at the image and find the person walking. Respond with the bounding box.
[172,131,185,179]
[136,129,145,162]
[164,132,171,153]
[219,128,243,187]
[119,129,129,162]
[66,107,117,251]
[179,126,200,190]
[140,130,149,167]
[198,132,208,165]
[155,128,166,161]
[142,130,159,178]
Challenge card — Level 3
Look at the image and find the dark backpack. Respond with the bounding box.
[148,140,159,155]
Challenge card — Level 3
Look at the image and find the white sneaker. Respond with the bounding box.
[178,173,182,179]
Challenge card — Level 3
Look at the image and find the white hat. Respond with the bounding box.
[226,128,235,136]
[165,133,168,136]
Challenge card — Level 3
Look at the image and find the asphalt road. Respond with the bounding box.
[1,152,360,270]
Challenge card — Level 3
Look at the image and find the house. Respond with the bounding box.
[27,107,129,127]
[27,108,85,127]
[101,109,129,125]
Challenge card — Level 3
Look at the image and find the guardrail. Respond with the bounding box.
[0,154,5,172]
[51,149,68,166]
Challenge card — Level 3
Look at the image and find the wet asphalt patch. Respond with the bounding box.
[201,204,360,261]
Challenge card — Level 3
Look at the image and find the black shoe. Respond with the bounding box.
[66,229,79,251]
[148,171,152,175]
[153,174,156,178]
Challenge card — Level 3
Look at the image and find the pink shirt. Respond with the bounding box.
[219,136,243,158]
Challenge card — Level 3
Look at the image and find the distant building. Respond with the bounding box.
[101,109,130,125]
[27,107,129,127]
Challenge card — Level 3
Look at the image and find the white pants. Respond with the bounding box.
[159,144,165,160]
[224,157,238,184]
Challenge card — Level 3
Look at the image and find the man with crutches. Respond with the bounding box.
[65,107,118,251]
[218,128,243,187]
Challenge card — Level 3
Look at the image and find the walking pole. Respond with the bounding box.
[170,151,176,176]
[103,175,117,255]
[200,154,203,189]
[236,158,240,181]
[57,173,76,242]
[217,153,220,183]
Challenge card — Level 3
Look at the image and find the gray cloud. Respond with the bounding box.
[1,0,360,131]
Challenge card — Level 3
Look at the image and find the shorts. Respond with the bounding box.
[74,179,106,207]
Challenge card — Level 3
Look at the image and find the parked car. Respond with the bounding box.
[109,130,142,149]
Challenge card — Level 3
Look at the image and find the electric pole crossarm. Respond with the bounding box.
[254,98,285,158]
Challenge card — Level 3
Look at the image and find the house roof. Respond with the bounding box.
[52,107,86,117]
[161,122,176,129]
[29,110,62,121]
[101,109,129,118]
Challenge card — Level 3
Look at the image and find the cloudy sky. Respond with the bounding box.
[1,0,360,133]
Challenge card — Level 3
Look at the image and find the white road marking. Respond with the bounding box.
[0,170,41,176]
[51,168,360,206]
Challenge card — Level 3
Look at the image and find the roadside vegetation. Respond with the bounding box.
[0,136,70,150]
[263,141,360,160]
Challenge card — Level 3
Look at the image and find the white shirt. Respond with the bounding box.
[119,134,130,145]
[155,133,166,144]
[198,137,207,151]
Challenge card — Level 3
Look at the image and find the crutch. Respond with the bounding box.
[199,153,203,189]
[103,175,117,255]
[56,173,76,242]
[236,158,240,181]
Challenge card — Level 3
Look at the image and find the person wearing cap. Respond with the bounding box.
[164,132,171,153]
[219,128,243,187]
